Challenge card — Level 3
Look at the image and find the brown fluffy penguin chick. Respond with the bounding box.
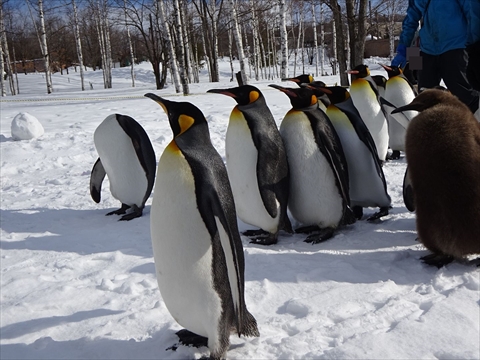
[393,89,480,267]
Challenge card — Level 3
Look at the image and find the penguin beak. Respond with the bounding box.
[268,84,298,97]
[283,77,299,83]
[391,103,416,114]
[303,83,331,95]
[145,93,169,114]
[346,70,359,74]
[207,88,237,99]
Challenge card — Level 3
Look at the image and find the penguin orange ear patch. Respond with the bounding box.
[178,115,195,135]
[310,95,318,106]
[249,91,260,103]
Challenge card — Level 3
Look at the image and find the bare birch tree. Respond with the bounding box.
[37,0,52,93]
[72,0,85,91]
[0,0,15,95]
[279,0,288,79]
[157,0,181,93]
[327,0,348,85]
[173,0,189,95]
[0,0,6,96]
[123,0,134,87]
[345,0,368,68]
[228,0,247,85]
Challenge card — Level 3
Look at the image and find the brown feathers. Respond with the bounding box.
[401,89,480,260]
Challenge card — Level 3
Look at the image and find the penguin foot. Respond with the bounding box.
[174,329,208,348]
[420,253,454,268]
[367,206,390,222]
[106,203,130,216]
[352,206,363,220]
[304,228,335,244]
[390,150,401,160]
[119,205,143,221]
[242,229,268,237]
[250,233,277,246]
[295,225,320,234]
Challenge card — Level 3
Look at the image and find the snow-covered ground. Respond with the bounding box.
[1,59,479,360]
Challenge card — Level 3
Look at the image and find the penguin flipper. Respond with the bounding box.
[310,112,352,208]
[380,97,411,130]
[115,114,156,206]
[256,142,286,219]
[90,157,106,203]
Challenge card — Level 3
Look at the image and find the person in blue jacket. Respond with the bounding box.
[466,0,480,91]
[392,0,480,113]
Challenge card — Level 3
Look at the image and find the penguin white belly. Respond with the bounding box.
[350,87,389,161]
[280,115,343,227]
[150,145,222,339]
[94,115,147,206]
[384,81,417,151]
[328,111,390,208]
[225,117,280,233]
[384,81,418,121]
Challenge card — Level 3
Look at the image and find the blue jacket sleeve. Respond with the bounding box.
[399,0,424,47]
[466,0,480,45]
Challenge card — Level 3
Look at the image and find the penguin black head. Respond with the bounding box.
[380,63,402,79]
[391,89,457,114]
[347,64,370,79]
[283,74,314,86]
[269,84,318,109]
[311,86,350,105]
[371,75,387,88]
[144,93,207,138]
[207,85,264,106]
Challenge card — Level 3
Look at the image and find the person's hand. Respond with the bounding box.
[391,44,407,68]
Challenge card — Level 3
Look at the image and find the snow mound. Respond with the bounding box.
[11,112,45,140]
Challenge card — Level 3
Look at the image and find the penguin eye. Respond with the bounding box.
[310,95,317,106]
[249,91,260,103]
[177,114,195,135]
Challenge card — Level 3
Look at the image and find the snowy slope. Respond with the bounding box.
[1,60,479,360]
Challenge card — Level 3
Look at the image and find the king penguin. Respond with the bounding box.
[284,75,330,112]
[392,89,480,267]
[313,85,391,221]
[90,113,156,220]
[207,85,292,245]
[379,64,418,160]
[269,84,355,243]
[144,93,259,360]
[347,64,389,162]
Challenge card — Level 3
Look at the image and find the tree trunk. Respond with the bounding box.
[209,0,219,82]
[312,3,319,77]
[158,0,181,93]
[0,0,5,97]
[38,0,52,93]
[228,25,235,82]
[320,4,325,76]
[328,0,349,86]
[279,0,288,79]
[228,0,247,85]
[1,1,15,95]
[346,0,368,68]
[249,0,260,81]
[102,1,112,88]
[123,0,135,87]
[173,0,189,95]
[72,0,85,91]
[180,0,193,83]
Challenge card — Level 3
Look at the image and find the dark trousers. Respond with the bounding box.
[418,49,479,114]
